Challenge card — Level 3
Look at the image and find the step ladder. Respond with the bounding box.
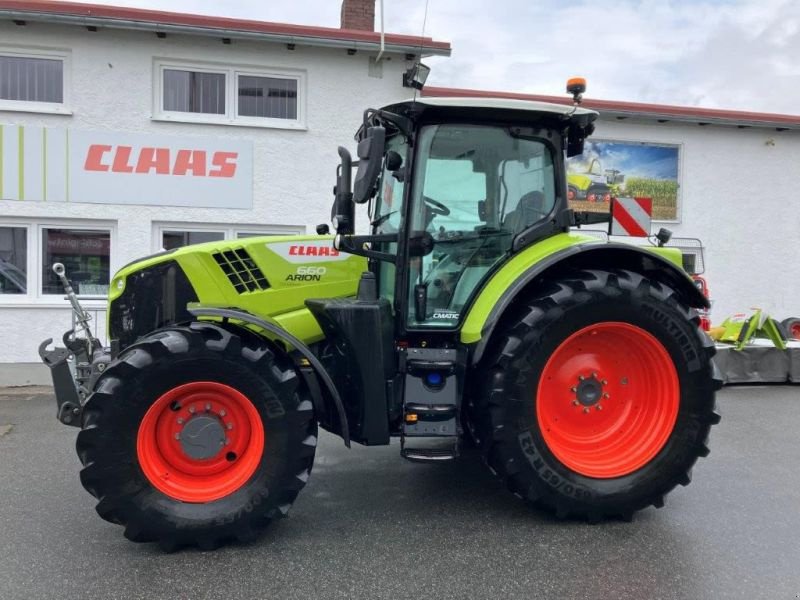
[400,347,461,462]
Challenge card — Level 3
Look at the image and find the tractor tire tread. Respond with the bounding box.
[75,322,316,551]
[473,268,721,522]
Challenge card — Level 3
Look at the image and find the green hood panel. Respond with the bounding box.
[109,235,366,346]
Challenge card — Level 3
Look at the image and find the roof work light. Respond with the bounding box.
[403,62,431,90]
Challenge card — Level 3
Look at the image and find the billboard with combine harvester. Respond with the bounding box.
[567,139,680,221]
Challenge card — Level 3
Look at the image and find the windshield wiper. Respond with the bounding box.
[371,211,398,228]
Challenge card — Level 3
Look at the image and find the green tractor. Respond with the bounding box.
[40,81,721,550]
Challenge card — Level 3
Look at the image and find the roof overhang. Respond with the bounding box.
[423,86,800,131]
[0,0,452,57]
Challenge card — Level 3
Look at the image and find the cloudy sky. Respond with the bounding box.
[77,0,799,114]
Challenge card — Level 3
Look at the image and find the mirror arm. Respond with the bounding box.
[334,233,399,264]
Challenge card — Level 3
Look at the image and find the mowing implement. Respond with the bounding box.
[40,79,721,549]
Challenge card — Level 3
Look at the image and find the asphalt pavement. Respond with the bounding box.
[1,385,799,600]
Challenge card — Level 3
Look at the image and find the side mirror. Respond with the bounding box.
[353,126,386,204]
[331,146,355,234]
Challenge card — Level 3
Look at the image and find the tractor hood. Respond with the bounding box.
[108,234,365,349]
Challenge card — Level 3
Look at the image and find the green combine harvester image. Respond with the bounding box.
[40,79,721,550]
[567,157,618,203]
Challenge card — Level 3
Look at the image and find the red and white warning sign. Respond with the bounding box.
[610,197,652,237]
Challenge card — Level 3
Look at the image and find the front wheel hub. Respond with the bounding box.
[137,381,264,503]
[180,415,227,460]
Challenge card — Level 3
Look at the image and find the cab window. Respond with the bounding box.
[406,124,555,328]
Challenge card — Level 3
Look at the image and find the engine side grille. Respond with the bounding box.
[212,248,270,293]
[109,260,198,351]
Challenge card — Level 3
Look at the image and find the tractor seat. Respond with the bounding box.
[504,191,547,234]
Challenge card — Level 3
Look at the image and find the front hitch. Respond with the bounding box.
[38,337,82,426]
[39,263,111,427]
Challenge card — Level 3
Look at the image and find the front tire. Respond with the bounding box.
[477,269,721,520]
[76,322,316,550]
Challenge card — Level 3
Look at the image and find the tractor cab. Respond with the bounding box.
[331,97,597,331]
[309,96,599,457]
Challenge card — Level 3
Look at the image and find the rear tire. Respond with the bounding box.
[476,269,721,520]
[76,322,316,549]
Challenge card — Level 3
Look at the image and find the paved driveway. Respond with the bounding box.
[0,386,798,600]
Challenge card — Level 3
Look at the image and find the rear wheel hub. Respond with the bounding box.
[537,322,680,479]
[575,375,604,407]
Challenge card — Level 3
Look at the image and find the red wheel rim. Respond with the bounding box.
[537,322,679,479]
[137,382,264,502]
[791,322,800,340]
[587,193,596,202]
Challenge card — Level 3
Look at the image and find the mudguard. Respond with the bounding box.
[187,305,351,447]
[462,234,708,364]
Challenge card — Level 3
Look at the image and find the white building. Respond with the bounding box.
[1,1,798,384]
[0,0,450,383]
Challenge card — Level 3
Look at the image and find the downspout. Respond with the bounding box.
[375,0,385,62]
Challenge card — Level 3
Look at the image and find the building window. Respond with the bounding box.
[0,49,70,114]
[236,231,279,239]
[162,230,225,250]
[237,75,297,120]
[154,60,305,129]
[0,226,27,295]
[163,69,226,115]
[153,223,305,252]
[42,228,111,297]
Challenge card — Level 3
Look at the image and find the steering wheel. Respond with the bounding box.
[423,195,451,217]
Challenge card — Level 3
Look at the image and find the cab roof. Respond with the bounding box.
[383,96,598,123]
[406,96,597,116]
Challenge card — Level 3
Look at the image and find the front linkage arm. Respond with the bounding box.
[39,263,112,427]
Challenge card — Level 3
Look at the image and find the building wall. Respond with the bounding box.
[593,118,800,325]
[0,21,413,378]
[2,20,799,382]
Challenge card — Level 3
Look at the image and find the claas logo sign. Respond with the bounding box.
[0,123,252,207]
[266,241,349,264]
[84,145,238,178]
[288,245,340,257]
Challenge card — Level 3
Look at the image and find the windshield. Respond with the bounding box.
[406,124,556,328]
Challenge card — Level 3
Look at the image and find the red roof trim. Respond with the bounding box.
[0,0,451,52]
[423,86,800,127]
